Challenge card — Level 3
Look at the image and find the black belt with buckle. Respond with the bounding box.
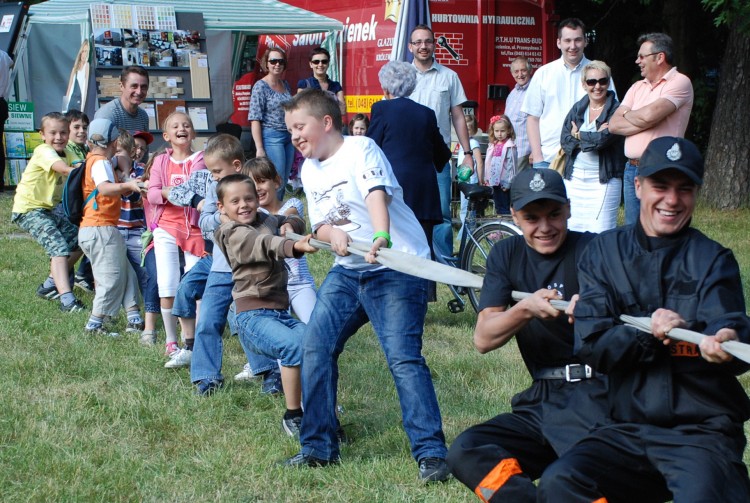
[534,364,594,382]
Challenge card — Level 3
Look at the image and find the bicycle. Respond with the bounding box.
[435,182,521,314]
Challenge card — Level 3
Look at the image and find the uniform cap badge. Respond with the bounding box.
[666,143,682,161]
[529,172,546,192]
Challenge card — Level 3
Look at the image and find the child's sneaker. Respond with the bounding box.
[139,330,157,346]
[164,348,192,369]
[36,284,61,300]
[60,299,86,313]
[126,321,145,333]
[282,415,303,437]
[165,341,179,357]
[74,276,95,293]
[85,325,120,337]
[234,363,257,382]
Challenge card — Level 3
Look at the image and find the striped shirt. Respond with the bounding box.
[504,82,531,157]
[118,161,146,230]
[95,99,149,134]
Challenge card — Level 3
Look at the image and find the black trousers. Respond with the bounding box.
[538,423,750,503]
[0,97,8,190]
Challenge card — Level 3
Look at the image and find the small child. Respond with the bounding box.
[484,114,517,215]
[214,173,316,436]
[146,111,206,357]
[281,89,449,480]
[348,114,369,136]
[12,112,84,311]
[190,134,277,395]
[64,109,96,293]
[113,130,160,341]
[79,118,144,335]
[234,157,318,383]
[458,114,485,231]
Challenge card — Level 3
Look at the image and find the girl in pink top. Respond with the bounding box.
[146,112,206,356]
[484,114,518,215]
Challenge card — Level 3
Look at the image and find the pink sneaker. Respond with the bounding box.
[165,341,179,357]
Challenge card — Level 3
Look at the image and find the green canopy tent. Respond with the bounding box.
[16,0,343,126]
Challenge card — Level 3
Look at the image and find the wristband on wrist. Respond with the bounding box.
[372,231,392,248]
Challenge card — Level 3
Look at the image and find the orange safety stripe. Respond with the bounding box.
[474,458,523,503]
[593,499,608,503]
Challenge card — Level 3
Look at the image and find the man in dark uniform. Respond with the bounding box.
[538,136,750,503]
[446,168,608,502]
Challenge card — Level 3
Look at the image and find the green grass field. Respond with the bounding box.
[1,191,749,502]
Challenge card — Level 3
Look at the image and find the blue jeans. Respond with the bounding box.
[262,128,294,201]
[432,163,453,260]
[119,228,159,313]
[623,161,639,226]
[299,266,446,462]
[190,271,276,383]
[142,248,160,313]
[236,309,304,367]
[532,161,550,169]
[172,254,212,319]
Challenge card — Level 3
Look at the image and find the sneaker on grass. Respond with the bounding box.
[282,415,302,437]
[74,276,95,293]
[164,348,192,369]
[139,330,157,346]
[194,378,223,396]
[261,369,283,395]
[164,341,179,357]
[36,283,61,300]
[234,363,257,382]
[85,325,120,337]
[60,299,86,313]
[126,321,145,333]
[417,457,450,483]
[283,452,339,468]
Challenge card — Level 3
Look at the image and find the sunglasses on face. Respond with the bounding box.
[585,77,609,87]
[268,58,286,66]
[311,59,329,65]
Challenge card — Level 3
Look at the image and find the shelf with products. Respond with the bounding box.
[92,11,214,135]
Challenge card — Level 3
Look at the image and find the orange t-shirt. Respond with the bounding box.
[80,152,122,228]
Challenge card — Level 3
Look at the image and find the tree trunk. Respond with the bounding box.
[703,21,750,208]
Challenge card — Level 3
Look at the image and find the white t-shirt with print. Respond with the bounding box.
[301,136,430,270]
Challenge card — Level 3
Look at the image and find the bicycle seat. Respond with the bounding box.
[458,182,493,200]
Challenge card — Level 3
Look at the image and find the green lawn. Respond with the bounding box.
[1,191,749,502]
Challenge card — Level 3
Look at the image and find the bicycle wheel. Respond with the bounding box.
[461,221,521,312]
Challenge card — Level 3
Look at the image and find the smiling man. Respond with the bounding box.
[504,56,533,171]
[447,168,607,503]
[95,65,150,133]
[521,18,615,168]
[538,136,750,503]
[609,33,693,226]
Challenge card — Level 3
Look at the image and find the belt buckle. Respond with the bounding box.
[565,364,592,382]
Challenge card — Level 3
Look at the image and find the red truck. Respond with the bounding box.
[234,0,556,134]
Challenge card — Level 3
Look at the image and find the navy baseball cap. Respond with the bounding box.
[511,168,568,210]
[638,136,704,185]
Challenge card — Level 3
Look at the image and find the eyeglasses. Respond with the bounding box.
[410,39,435,46]
[585,77,610,87]
[311,59,329,65]
[636,51,661,60]
[268,58,286,66]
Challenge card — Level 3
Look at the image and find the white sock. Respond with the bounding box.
[161,308,178,345]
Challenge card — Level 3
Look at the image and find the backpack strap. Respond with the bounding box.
[85,187,99,211]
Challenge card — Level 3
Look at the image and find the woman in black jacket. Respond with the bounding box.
[560,60,625,232]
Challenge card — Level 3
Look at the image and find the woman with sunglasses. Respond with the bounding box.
[559,60,625,232]
[249,47,294,200]
[296,47,347,117]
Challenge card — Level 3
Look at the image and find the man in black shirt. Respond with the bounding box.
[538,137,750,502]
[447,168,607,502]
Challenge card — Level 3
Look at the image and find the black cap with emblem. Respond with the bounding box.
[638,136,704,185]
[510,168,568,210]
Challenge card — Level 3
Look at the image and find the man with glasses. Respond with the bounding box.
[609,33,693,226]
[407,24,474,261]
[522,18,614,169]
[505,57,533,171]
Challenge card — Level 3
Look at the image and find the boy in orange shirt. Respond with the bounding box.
[78,118,144,336]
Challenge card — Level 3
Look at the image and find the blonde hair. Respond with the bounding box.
[117,129,135,157]
[581,60,612,83]
[465,114,478,136]
[488,114,516,143]
[161,111,193,132]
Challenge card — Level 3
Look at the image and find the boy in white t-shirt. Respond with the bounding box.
[281,89,449,482]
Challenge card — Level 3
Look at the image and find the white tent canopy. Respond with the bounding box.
[19,0,343,127]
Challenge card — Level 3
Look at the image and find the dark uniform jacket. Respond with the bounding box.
[574,222,750,431]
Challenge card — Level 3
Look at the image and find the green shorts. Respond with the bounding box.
[12,208,79,258]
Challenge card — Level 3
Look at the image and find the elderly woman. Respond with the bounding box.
[367,61,451,299]
[560,60,625,232]
[297,47,346,116]
[249,47,294,200]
